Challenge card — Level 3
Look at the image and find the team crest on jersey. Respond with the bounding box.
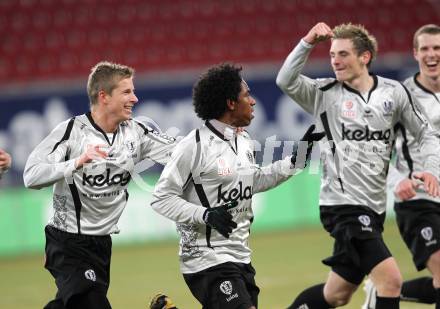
[421,226,437,246]
[358,215,372,232]
[124,140,136,153]
[341,100,357,119]
[246,150,253,163]
[382,100,393,116]
[217,157,232,176]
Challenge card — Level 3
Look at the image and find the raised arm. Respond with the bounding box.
[276,22,333,114]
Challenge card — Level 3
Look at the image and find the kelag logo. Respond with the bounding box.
[341,123,391,141]
[82,168,131,187]
[217,181,253,203]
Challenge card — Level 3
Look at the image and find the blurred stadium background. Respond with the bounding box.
[0,0,439,308]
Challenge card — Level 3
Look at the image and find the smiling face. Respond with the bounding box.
[330,38,370,83]
[230,81,256,127]
[102,77,138,123]
[414,33,440,80]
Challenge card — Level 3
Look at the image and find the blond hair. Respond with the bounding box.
[332,23,378,67]
[87,61,134,106]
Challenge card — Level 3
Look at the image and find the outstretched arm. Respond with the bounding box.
[253,125,324,193]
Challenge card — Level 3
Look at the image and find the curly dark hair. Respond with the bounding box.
[193,63,243,120]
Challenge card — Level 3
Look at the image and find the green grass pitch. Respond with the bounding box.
[0,221,432,308]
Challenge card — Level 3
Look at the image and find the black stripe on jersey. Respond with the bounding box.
[135,120,176,144]
[400,83,425,123]
[413,73,440,103]
[135,120,148,134]
[193,129,212,248]
[183,173,192,189]
[50,117,76,155]
[385,138,396,177]
[319,80,338,91]
[68,181,83,234]
[394,123,413,178]
[124,189,129,201]
[86,112,118,145]
[367,75,378,101]
[51,116,83,234]
[205,121,238,154]
[192,179,212,248]
[320,112,345,193]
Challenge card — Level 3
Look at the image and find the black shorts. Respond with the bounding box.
[395,199,440,271]
[183,262,260,309]
[320,205,392,285]
[44,225,112,306]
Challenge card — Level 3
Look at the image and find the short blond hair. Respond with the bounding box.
[413,24,440,50]
[87,61,134,106]
[332,23,378,67]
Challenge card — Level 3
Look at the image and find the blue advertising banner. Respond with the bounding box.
[0,74,314,185]
[0,65,411,186]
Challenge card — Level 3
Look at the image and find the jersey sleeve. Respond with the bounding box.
[252,156,297,193]
[150,134,206,224]
[135,120,177,165]
[245,133,298,193]
[276,39,320,115]
[397,84,440,176]
[23,118,77,189]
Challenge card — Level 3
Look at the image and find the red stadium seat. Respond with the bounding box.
[0,0,437,85]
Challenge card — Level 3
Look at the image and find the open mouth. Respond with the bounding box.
[426,60,439,69]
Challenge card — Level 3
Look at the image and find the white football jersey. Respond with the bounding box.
[24,112,176,235]
[277,40,440,213]
[151,119,297,273]
[389,74,440,202]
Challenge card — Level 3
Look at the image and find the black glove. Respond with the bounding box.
[291,124,325,167]
[203,201,238,239]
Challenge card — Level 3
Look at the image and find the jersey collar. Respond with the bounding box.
[342,74,378,103]
[205,120,238,154]
[86,112,118,146]
[206,119,236,141]
[413,73,440,103]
